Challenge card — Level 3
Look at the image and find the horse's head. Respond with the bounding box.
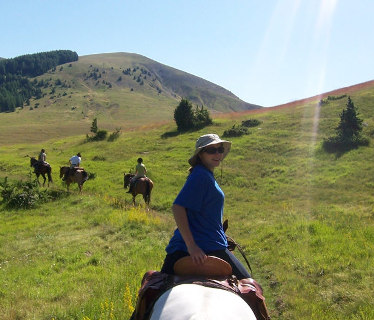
[124,173,134,188]
[60,166,68,178]
[30,157,37,167]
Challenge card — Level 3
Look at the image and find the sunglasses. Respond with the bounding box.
[203,146,225,154]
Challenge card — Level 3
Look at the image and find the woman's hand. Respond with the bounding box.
[187,243,207,265]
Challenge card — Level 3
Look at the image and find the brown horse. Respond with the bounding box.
[29,157,53,187]
[60,166,88,192]
[124,173,153,206]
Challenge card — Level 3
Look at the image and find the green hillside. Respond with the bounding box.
[78,53,260,112]
[0,52,260,146]
[0,80,374,320]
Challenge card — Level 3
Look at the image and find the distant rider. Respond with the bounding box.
[127,157,147,193]
[34,148,49,173]
[63,152,81,181]
[38,149,47,163]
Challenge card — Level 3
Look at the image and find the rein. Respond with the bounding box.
[223,219,253,275]
[226,234,253,275]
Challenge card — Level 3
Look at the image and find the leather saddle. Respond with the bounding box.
[131,266,270,320]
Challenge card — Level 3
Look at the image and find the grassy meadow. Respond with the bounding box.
[1,84,374,319]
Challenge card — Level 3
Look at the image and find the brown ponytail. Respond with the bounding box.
[188,153,203,174]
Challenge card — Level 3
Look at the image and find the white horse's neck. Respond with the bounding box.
[150,283,256,320]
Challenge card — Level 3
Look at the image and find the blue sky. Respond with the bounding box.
[1,0,373,107]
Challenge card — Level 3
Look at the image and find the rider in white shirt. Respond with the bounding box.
[69,153,81,168]
[62,153,81,181]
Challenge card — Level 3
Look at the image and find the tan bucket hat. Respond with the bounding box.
[188,133,231,166]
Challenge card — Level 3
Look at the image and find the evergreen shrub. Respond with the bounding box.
[323,97,369,153]
[241,119,262,127]
[107,128,121,142]
[222,124,249,137]
[174,99,212,132]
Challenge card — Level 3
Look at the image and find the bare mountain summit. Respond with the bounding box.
[78,53,262,112]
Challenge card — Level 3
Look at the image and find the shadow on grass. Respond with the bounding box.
[161,124,216,139]
[323,138,370,159]
[161,130,180,139]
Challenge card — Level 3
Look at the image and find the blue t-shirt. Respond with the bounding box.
[165,165,228,254]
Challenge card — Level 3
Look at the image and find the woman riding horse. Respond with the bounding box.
[30,156,53,187]
[124,173,153,205]
[127,158,147,194]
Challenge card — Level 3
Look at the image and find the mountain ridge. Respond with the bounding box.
[76,52,262,112]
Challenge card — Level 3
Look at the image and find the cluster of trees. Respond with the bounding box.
[0,50,78,77]
[0,74,42,112]
[323,97,369,152]
[122,66,151,77]
[174,99,212,132]
[222,118,262,137]
[0,50,78,113]
[86,118,121,142]
[319,94,347,106]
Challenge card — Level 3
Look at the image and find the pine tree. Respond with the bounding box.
[323,96,368,152]
[336,96,363,142]
[90,118,98,134]
[193,105,212,128]
[174,99,195,131]
[174,99,213,131]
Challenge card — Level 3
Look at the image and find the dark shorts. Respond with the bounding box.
[160,248,251,280]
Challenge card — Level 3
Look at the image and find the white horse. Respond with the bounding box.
[133,257,265,320]
[149,283,257,320]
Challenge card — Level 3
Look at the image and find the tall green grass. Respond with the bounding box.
[1,87,374,319]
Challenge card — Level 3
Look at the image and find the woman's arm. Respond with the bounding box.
[172,204,207,265]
